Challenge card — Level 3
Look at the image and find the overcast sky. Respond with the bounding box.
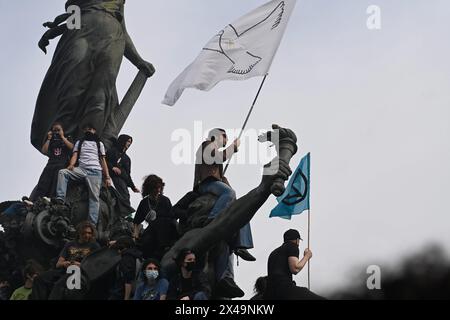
[1,0,450,298]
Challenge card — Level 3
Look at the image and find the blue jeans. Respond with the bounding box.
[199,180,236,218]
[193,291,208,300]
[199,180,254,249]
[56,167,103,224]
[215,244,235,281]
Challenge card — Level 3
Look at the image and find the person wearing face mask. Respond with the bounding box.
[264,229,325,300]
[133,259,169,300]
[106,134,140,206]
[167,249,210,300]
[55,124,112,225]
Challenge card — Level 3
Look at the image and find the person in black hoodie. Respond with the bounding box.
[108,236,142,300]
[107,134,140,205]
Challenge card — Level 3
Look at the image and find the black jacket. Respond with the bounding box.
[106,146,136,190]
[167,270,211,300]
[109,247,142,300]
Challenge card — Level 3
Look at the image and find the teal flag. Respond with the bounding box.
[270,153,310,219]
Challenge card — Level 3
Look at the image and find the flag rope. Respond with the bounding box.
[223,73,269,175]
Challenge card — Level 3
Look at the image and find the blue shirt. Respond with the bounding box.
[133,278,169,300]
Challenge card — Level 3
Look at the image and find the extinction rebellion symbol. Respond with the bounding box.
[281,170,308,205]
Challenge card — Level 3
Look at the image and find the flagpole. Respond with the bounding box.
[223,74,269,175]
[308,208,311,290]
[307,152,311,290]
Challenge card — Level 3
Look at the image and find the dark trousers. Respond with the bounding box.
[265,281,326,300]
[30,162,66,201]
[112,176,131,206]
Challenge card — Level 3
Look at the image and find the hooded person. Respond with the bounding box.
[108,236,143,300]
[106,134,140,205]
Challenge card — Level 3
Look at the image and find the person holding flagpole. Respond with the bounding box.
[264,229,324,300]
[194,128,256,263]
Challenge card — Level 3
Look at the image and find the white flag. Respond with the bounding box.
[162,0,297,106]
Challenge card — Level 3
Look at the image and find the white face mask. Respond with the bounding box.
[145,270,159,280]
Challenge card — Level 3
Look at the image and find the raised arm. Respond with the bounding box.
[288,249,312,275]
[41,131,52,155]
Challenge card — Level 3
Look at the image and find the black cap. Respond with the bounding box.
[283,229,302,242]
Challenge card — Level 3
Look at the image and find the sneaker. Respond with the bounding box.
[234,249,256,261]
[51,198,66,206]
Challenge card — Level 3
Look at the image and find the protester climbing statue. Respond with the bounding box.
[31,0,155,152]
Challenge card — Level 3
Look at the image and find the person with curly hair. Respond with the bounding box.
[30,221,100,300]
[133,175,178,260]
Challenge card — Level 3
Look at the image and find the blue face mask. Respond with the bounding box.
[145,270,159,280]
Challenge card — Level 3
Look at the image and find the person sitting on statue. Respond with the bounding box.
[133,175,178,260]
[30,221,100,300]
[166,249,210,300]
[106,134,140,206]
[250,276,267,300]
[0,197,33,220]
[264,229,325,300]
[30,122,74,201]
[108,236,143,300]
[0,276,11,301]
[194,128,255,261]
[133,258,169,301]
[55,124,112,225]
[9,260,44,300]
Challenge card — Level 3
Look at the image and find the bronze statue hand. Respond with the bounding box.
[43,21,57,29]
[260,157,292,193]
[38,36,50,54]
[258,124,298,196]
[137,60,156,78]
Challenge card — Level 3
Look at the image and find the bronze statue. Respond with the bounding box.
[31,0,154,152]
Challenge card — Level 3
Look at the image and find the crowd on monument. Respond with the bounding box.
[0,122,322,300]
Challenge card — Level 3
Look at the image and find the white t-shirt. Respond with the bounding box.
[73,140,106,171]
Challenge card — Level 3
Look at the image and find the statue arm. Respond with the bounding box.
[122,16,143,67]
[121,16,155,77]
[166,159,292,257]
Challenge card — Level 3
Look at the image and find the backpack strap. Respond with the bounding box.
[75,139,104,166]
[75,138,85,166]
